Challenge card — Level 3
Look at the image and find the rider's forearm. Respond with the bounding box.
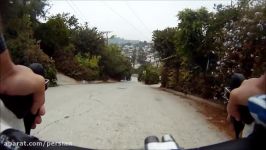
[0,34,15,81]
[259,74,266,90]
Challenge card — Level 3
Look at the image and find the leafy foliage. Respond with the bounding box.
[75,53,100,79]
[72,25,105,56]
[177,8,212,70]
[0,0,48,25]
[4,13,57,85]
[100,45,132,81]
[153,0,266,101]
[1,0,132,84]
[152,27,178,59]
[34,14,71,56]
[138,64,160,85]
[53,46,98,81]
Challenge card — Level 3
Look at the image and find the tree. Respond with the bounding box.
[154,0,266,100]
[1,0,57,85]
[56,13,80,30]
[100,44,132,80]
[0,0,48,25]
[72,25,105,56]
[216,0,266,78]
[152,27,181,88]
[34,14,71,56]
[137,63,160,85]
[152,27,178,59]
[177,7,212,70]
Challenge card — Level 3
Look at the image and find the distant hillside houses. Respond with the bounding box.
[109,36,159,68]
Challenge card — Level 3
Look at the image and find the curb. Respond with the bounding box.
[159,87,226,111]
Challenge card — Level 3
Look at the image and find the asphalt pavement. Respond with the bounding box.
[32,77,229,149]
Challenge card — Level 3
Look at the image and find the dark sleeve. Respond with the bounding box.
[0,33,7,53]
[248,95,266,127]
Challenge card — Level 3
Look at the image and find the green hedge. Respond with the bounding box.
[138,64,160,85]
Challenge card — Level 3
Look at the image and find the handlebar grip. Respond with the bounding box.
[230,105,253,139]
[24,111,38,135]
[229,73,254,139]
[229,73,245,90]
[0,94,35,134]
[237,106,254,124]
[24,63,46,135]
[0,63,47,135]
[0,95,32,119]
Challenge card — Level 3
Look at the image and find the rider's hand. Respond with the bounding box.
[227,74,266,121]
[0,65,46,129]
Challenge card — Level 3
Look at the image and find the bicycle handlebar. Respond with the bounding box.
[0,63,49,135]
[225,73,254,139]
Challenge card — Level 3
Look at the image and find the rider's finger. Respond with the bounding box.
[38,105,46,116]
[31,124,36,129]
[31,75,45,114]
[227,89,241,121]
[35,116,42,124]
[227,101,240,121]
[226,115,234,130]
[226,115,231,122]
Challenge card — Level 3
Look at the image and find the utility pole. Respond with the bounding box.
[102,31,112,45]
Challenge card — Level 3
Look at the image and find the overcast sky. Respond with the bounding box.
[48,0,232,41]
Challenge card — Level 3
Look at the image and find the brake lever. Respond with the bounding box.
[230,106,253,139]
[0,63,49,135]
[24,79,49,135]
[24,110,38,135]
[223,87,245,138]
[0,79,49,135]
[24,64,49,135]
[223,73,254,139]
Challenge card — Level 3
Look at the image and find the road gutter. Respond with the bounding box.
[159,87,226,111]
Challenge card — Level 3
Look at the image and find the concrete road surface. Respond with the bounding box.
[33,77,229,149]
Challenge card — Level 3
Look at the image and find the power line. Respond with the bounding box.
[66,0,86,24]
[103,1,150,40]
[125,2,151,34]
[69,0,89,25]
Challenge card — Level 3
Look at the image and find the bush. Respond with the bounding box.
[53,46,98,81]
[6,24,57,86]
[100,45,132,81]
[165,68,178,88]
[34,15,71,56]
[75,53,100,79]
[144,70,160,85]
[138,64,160,85]
[25,46,57,86]
[153,1,266,102]
[137,65,146,81]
